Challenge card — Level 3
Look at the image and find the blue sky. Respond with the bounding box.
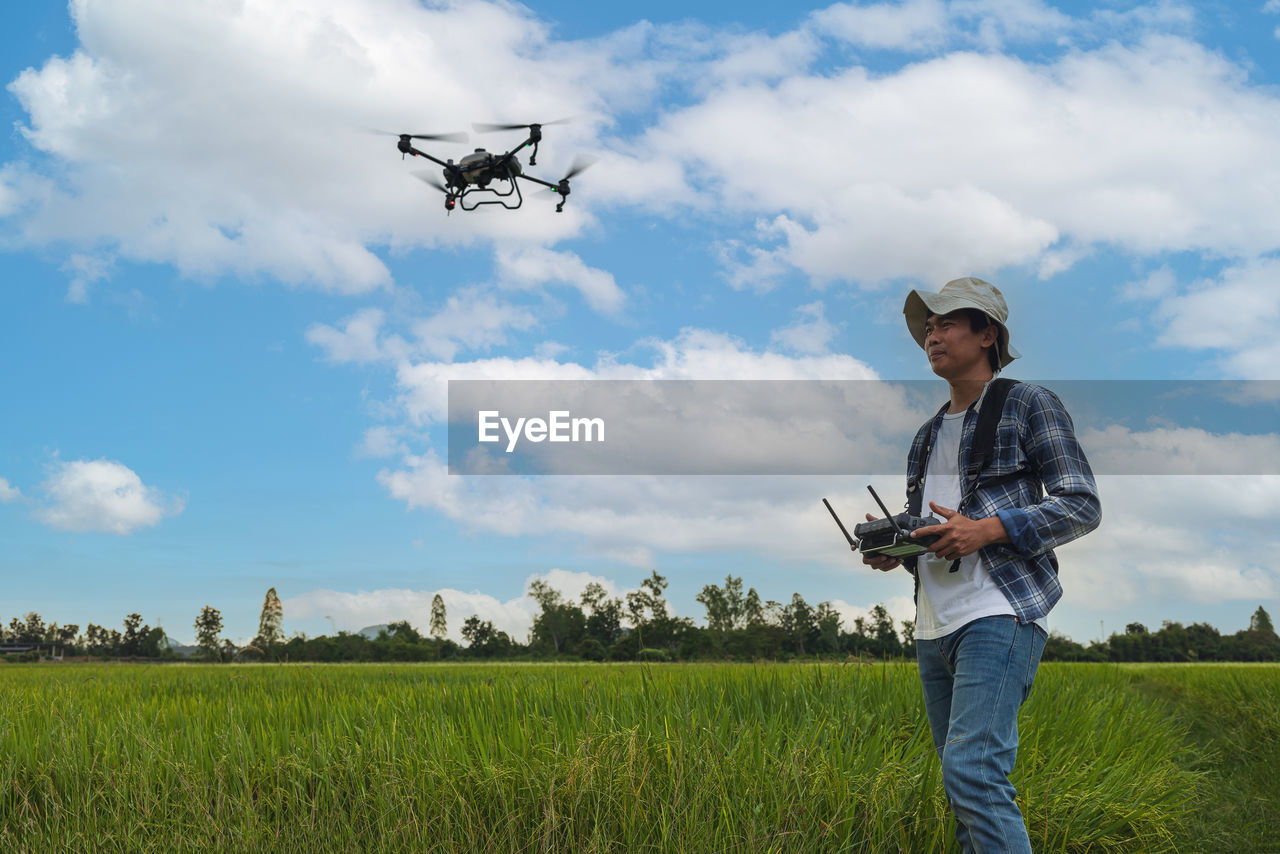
[3,0,1279,646]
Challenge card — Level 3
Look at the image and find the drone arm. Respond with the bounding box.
[404,145,453,168]
[516,173,557,191]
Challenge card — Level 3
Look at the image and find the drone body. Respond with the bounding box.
[389,121,589,213]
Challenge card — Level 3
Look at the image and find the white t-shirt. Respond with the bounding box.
[914,411,1047,640]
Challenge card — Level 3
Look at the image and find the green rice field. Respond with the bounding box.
[1,661,1276,852]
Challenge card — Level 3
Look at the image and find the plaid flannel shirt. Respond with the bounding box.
[903,380,1101,623]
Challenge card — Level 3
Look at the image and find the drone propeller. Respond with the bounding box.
[471,118,571,133]
[411,171,450,194]
[365,128,469,143]
[412,171,458,211]
[560,154,597,181]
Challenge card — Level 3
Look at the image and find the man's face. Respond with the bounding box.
[922,310,998,380]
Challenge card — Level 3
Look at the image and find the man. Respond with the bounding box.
[862,277,1100,853]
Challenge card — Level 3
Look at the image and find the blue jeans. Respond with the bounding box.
[916,615,1047,854]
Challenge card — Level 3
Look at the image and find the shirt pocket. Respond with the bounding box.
[977,418,1028,480]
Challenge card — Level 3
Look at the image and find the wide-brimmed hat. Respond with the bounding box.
[903,276,1020,369]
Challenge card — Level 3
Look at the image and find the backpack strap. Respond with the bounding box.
[965,377,1018,485]
[909,377,1018,513]
[905,378,1019,574]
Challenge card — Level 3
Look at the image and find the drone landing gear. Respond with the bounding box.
[457,177,523,211]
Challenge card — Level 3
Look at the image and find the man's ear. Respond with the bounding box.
[981,325,999,348]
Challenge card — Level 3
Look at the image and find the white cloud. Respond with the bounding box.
[814,0,1178,52]
[771,301,839,355]
[282,568,631,643]
[306,307,397,364]
[494,247,625,315]
[1146,258,1280,379]
[626,33,1280,286]
[307,290,542,366]
[812,0,951,50]
[0,478,22,503]
[60,252,113,303]
[356,425,408,459]
[36,458,183,534]
[410,290,540,360]
[1061,476,1280,610]
[7,1,1279,303]
[370,328,917,562]
[391,326,881,428]
[1080,424,1280,475]
[1120,266,1176,301]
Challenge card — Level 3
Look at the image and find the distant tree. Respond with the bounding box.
[254,588,284,650]
[1250,606,1275,635]
[461,615,496,648]
[698,575,748,639]
[15,612,46,644]
[742,588,765,628]
[122,613,146,656]
[385,620,422,643]
[580,582,607,614]
[141,625,167,658]
[722,576,745,628]
[697,583,730,635]
[194,606,224,661]
[84,624,116,656]
[1125,622,1148,635]
[780,593,815,655]
[577,637,607,661]
[429,594,447,641]
[626,572,670,628]
[899,618,916,647]
[581,583,624,646]
[870,604,901,655]
[814,602,842,653]
[1042,630,1105,662]
[461,614,512,657]
[528,579,585,654]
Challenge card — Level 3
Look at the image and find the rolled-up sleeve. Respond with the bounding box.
[996,387,1101,557]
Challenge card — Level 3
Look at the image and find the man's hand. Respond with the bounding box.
[912,501,1010,561]
[859,513,902,572]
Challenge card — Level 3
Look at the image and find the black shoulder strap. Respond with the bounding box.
[966,377,1018,480]
[907,378,1019,522]
[906,378,1018,575]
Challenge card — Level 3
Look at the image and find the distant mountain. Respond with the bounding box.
[358,624,390,640]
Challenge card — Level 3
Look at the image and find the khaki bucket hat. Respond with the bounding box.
[903,276,1021,369]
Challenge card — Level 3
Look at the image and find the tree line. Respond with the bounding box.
[3,576,1277,663]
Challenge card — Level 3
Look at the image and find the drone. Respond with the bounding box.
[378,120,592,213]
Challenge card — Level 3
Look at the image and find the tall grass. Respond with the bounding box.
[1117,663,1280,851]
[0,661,1241,852]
